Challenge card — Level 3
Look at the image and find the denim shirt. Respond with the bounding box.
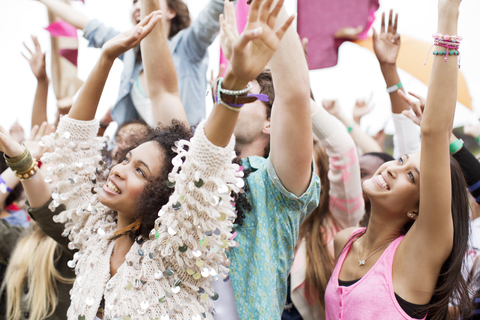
[83,0,231,127]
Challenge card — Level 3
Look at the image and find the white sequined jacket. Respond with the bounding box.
[40,116,242,320]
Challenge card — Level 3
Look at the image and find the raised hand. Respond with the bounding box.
[0,125,26,159]
[227,0,295,83]
[372,10,400,65]
[397,90,426,126]
[23,121,55,160]
[219,0,239,62]
[322,99,343,119]
[353,95,374,124]
[22,35,48,81]
[101,11,162,60]
[9,122,25,144]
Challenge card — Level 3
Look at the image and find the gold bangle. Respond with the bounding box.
[4,147,29,164]
[14,160,39,181]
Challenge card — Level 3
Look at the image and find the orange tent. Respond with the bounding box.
[355,35,473,110]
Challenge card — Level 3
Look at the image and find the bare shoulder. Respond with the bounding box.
[334,227,358,261]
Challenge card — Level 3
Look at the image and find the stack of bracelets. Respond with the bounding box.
[214,77,269,112]
[4,148,39,181]
[424,33,462,69]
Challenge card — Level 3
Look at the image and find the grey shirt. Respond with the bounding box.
[83,0,230,127]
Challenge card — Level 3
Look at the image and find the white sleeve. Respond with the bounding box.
[392,113,421,159]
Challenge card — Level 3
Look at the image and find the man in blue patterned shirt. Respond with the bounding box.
[218,3,321,319]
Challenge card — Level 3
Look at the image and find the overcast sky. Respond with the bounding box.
[1,0,479,136]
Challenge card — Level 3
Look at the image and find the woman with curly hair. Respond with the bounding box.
[0,1,293,319]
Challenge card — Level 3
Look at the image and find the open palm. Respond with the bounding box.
[373,10,400,65]
[227,0,294,83]
[102,11,162,60]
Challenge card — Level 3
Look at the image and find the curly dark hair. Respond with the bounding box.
[0,152,24,207]
[106,121,250,243]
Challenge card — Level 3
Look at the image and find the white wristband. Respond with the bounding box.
[386,83,403,94]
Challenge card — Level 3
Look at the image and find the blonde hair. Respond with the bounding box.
[1,224,74,320]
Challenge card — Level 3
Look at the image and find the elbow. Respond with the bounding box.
[420,124,452,138]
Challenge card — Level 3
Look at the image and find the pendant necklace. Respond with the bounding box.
[354,236,393,267]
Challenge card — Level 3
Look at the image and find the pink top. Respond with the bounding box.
[325,229,426,320]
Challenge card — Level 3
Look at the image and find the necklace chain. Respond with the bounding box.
[354,236,392,267]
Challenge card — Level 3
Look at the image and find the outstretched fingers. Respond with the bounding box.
[224,0,236,25]
[32,35,41,53]
[236,27,263,51]
[23,42,33,57]
[393,13,398,33]
[258,0,274,23]
[380,12,385,34]
[275,14,295,40]
[267,0,284,29]
[248,0,262,23]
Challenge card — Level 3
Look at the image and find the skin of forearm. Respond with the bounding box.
[39,0,90,30]
[68,54,114,121]
[268,8,310,104]
[380,64,411,114]
[31,78,49,129]
[336,112,382,152]
[422,4,459,135]
[21,170,52,209]
[203,70,246,148]
[140,0,188,126]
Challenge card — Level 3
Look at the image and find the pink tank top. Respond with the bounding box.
[324,228,427,320]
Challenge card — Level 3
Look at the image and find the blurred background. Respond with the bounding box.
[1,0,479,151]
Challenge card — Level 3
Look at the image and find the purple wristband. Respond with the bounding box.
[0,176,13,193]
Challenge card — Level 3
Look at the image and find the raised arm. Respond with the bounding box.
[408,0,461,263]
[176,0,234,63]
[23,36,49,129]
[0,13,162,212]
[323,100,383,154]
[372,11,421,156]
[69,12,162,121]
[37,0,90,30]
[205,0,293,147]
[310,99,364,228]
[140,0,188,126]
[267,6,313,196]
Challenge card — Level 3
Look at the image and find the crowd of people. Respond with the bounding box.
[1,0,479,319]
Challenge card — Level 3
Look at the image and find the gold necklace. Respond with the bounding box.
[354,236,392,267]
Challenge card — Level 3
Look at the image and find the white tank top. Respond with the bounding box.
[130,77,157,128]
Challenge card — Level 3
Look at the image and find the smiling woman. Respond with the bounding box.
[325,1,473,319]
[0,0,294,318]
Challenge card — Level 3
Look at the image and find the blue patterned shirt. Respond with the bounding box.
[229,156,320,320]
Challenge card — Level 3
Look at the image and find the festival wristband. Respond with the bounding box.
[449,138,464,154]
[386,83,403,94]
[0,176,13,194]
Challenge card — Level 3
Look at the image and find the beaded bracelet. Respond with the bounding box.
[216,78,245,112]
[0,176,13,194]
[215,77,270,112]
[424,33,462,68]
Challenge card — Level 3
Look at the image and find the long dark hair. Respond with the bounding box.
[339,157,472,319]
[425,157,472,319]
[296,139,332,314]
